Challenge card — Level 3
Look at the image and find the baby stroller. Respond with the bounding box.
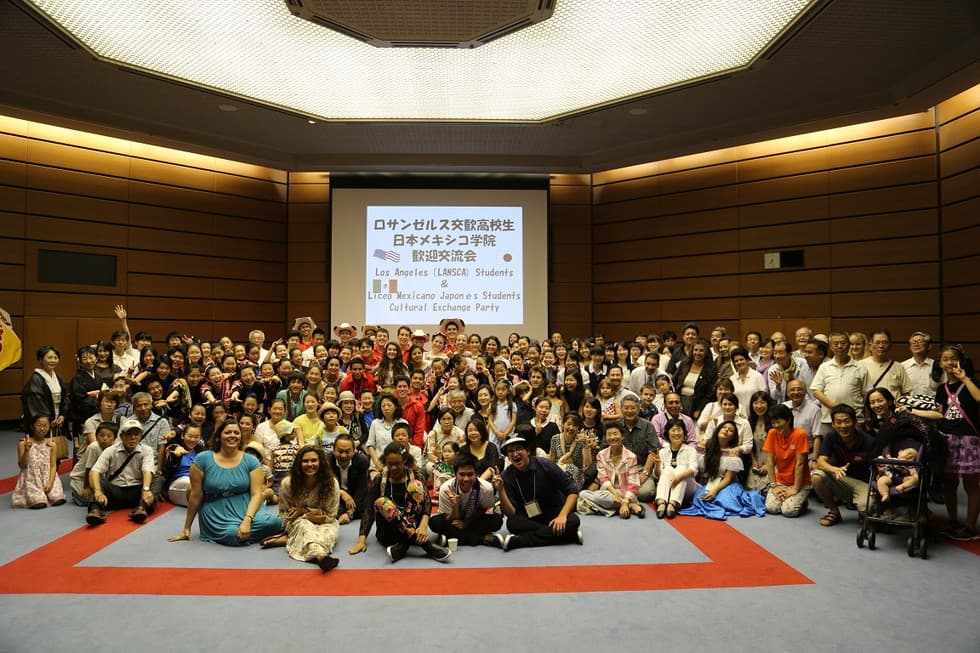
[856,419,931,558]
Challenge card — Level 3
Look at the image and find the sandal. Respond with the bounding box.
[632,504,647,519]
[665,503,678,519]
[655,502,667,519]
[819,511,842,527]
[260,534,288,548]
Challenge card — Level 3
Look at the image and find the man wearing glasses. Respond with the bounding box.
[902,331,942,397]
[490,436,582,551]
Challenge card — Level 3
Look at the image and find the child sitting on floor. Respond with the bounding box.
[69,423,117,506]
[244,440,275,504]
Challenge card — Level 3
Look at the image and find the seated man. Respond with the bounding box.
[429,452,503,547]
[326,433,369,523]
[86,418,161,525]
[811,404,875,526]
[492,436,582,550]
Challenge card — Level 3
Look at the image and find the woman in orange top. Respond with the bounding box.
[763,404,810,517]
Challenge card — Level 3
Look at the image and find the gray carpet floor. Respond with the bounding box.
[0,430,977,653]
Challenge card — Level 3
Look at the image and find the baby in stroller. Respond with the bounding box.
[875,447,920,503]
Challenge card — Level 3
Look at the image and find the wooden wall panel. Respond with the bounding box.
[0,113,289,420]
[286,172,330,331]
[938,84,980,353]
[549,174,592,339]
[592,98,956,346]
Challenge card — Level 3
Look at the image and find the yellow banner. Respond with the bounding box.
[0,307,22,371]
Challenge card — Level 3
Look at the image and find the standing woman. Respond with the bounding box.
[375,343,409,388]
[915,345,980,540]
[94,340,121,385]
[747,391,775,491]
[729,348,767,412]
[169,418,283,546]
[755,338,776,378]
[271,446,340,572]
[21,346,69,434]
[673,338,716,419]
[849,332,870,361]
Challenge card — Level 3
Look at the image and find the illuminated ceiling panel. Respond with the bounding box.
[28,0,815,122]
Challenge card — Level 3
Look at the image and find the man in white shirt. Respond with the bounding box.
[85,418,158,525]
[745,331,763,365]
[793,326,813,360]
[249,329,269,364]
[629,355,661,395]
[902,331,940,397]
[811,331,870,433]
[429,452,502,547]
[860,328,913,398]
[783,379,823,455]
[795,339,828,392]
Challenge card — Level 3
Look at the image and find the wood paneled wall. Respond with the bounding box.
[549,174,592,339]
[591,110,949,345]
[0,115,288,420]
[286,172,331,329]
[937,85,980,354]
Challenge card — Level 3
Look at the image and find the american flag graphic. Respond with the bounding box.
[372,249,400,263]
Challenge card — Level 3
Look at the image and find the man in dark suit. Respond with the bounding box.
[327,433,370,523]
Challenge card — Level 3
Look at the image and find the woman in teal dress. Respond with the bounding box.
[169,418,282,546]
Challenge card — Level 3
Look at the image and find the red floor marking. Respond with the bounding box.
[0,512,812,597]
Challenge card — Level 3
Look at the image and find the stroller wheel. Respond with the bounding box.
[856,528,865,548]
[907,536,916,557]
[867,527,876,550]
[918,537,928,559]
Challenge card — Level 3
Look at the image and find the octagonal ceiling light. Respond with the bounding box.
[27,0,815,122]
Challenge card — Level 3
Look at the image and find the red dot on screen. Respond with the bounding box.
[503,253,512,262]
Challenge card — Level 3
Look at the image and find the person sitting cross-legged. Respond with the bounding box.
[86,418,161,525]
[429,451,503,547]
[490,436,582,551]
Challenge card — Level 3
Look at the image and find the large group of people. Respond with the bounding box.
[13,308,980,575]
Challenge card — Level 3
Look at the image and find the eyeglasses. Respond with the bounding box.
[909,339,928,345]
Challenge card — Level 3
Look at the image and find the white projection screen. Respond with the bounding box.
[331,186,548,340]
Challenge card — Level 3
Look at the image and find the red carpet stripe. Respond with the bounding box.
[0,511,812,597]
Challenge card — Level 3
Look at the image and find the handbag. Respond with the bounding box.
[48,424,70,462]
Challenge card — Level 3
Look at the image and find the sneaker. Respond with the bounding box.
[435,534,448,547]
[576,528,584,545]
[386,542,408,563]
[947,527,978,542]
[129,506,148,523]
[422,542,453,563]
[489,533,514,551]
[86,507,106,525]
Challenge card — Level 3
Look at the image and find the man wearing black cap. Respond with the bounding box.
[491,436,582,550]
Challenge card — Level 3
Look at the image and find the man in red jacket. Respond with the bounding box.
[393,375,427,447]
[340,358,377,397]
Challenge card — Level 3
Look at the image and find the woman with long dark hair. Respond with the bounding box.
[269,445,340,572]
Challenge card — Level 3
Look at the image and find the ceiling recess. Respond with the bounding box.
[283,0,556,48]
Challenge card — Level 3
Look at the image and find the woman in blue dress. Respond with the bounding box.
[169,418,282,545]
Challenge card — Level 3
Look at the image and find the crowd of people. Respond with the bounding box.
[13,307,980,574]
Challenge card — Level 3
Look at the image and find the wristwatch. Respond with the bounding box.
[142,486,150,491]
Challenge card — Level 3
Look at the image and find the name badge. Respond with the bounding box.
[525,500,542,518]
